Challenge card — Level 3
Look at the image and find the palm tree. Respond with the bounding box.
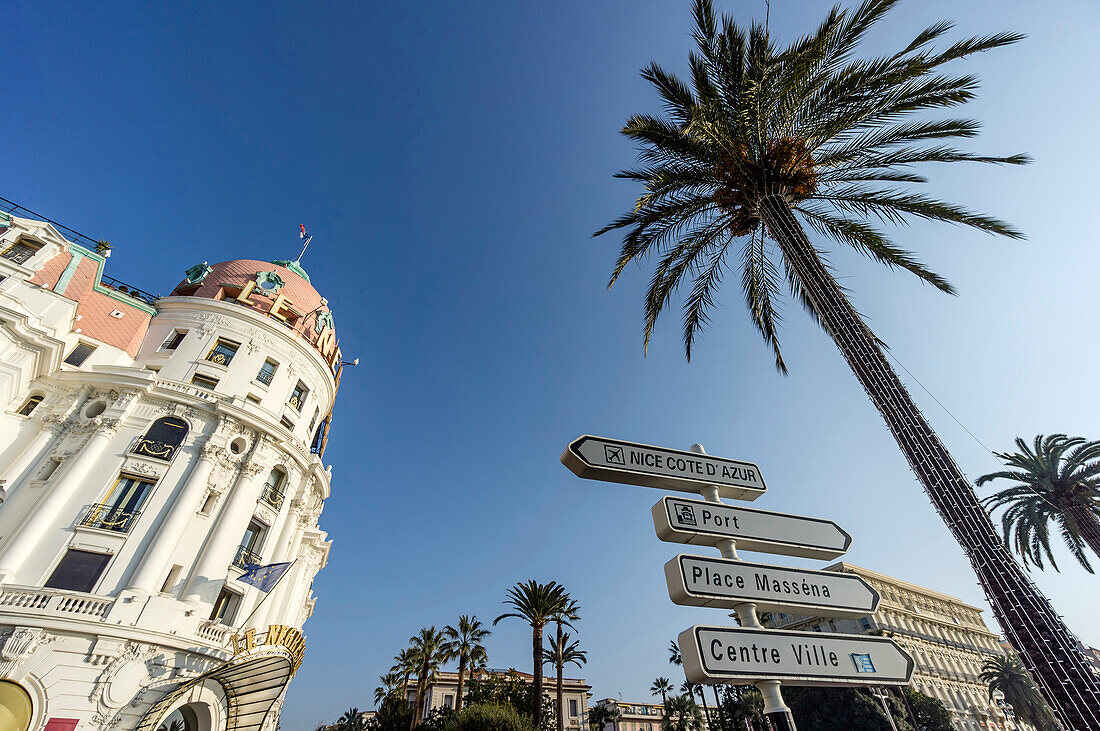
[980,656,1061,731]
[391,647,417,698]
[374,671,404,708]
[550,597,581,731]
[494,579,570,730]
[978,434,1100,572]
[651,677,673,706]
[543,632,589,705]
[588,705,621,731]
[442,614,491,712]
[335,708,367,731]
[407,627,448,731]
[595,1,1100,724]
[662,695,704,731]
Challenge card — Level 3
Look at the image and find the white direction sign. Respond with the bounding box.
[653,496,851,559]
[678,625,914,687]
[665,555,879,617]
[561,436,766,501]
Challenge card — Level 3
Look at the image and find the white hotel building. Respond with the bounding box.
[0,210,344,731]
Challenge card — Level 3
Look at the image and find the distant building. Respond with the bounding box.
[591,698,708,731]
[766,562,1029,731]
[406,669,591,728]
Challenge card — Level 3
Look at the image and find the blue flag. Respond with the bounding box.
[238,562,292,592]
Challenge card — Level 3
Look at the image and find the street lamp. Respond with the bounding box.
[314,358,358,458]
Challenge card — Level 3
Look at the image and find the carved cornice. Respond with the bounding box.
[0,626,45,678]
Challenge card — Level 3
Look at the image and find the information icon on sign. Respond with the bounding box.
[676,504,698,526]
[851,653,877,673]
[604,445,625,465]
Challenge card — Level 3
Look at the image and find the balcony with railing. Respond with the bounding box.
[260,483,284,509]
[233,545,262,570]
[130,437,180,462]
[78,503,142,534]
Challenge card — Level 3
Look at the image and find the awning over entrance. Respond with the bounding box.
[136,652,292,731]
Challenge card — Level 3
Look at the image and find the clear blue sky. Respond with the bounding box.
[7,1,1100,727]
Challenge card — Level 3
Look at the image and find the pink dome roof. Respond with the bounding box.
[171,259,337,357]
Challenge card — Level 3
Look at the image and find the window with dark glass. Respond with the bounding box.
[131,416,188,460]
[209,587,241,623]
[234,519,267,569]
[256,358,278,386]
[1,240,41,265]
[161,330,187,350]
[191,373,219,390]
[44,549,111,593]
[279,416,295,430]
[288,381,308,411]
[81,475,154,533]
[260,467,285,508]
[16,395,43,416]
[63,343,96,366]
[205,338,239,366]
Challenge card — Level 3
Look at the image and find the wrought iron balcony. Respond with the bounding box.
[233,545,262,570]
[255,368,275,386]
[79,503,141,533]
[130,437,179,462]
[206,350,235,366]
[260,483,284,509]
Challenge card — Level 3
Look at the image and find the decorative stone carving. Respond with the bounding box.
[0,627,44,678]
[119,460,162,479]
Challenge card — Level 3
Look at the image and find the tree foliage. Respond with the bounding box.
[442,703,533,731]
[978,434,1100,572]
[464,671,553,731]
[979,656,1061,731]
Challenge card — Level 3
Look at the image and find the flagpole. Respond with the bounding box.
[231,559,299,642]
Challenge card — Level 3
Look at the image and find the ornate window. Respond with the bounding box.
[260,467,286,509]
[0,240,41,265]
[64,342,96,366]
[254,271,285,296]
[234,519,267,569]
[16,395,42,416]
[81,475,155,533]
[210,587,241,623]
[44,549,112,592]
[288,381,308,411]
[206,338,239,366]
[256,358,278,386]
[131,416,188,461]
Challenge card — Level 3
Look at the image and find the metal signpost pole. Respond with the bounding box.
[691,444,797,731]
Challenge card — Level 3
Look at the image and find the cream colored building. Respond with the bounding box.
[766,563,1026,731]
[0,210,344,730]
[406,669,591,728]
[592,698,709,731]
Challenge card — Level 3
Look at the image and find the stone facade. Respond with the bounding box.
[0,214,342,730]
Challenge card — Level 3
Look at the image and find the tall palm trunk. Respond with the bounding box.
[1067,502,1100,559]
[711,685,726,729]
[696,686,712,726]
[555,621,565,731]
[533,624,545,730]
[759,193,1100,730]
[409,675,425,731]
[455,653,467,712]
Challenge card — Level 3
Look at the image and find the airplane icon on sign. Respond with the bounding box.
[604,445,625,465]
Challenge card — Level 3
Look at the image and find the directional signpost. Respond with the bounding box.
[653,496,851,559]
[678,625,915,686]
[561,435,914,731]
[665,554,880,617]
[561,435,766,500]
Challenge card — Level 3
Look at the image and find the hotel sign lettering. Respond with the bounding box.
[678,625,914,686]
[665,555,879,617]
[561,436,766,501]
[653,496,851,559]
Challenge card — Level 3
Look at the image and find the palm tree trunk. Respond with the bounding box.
[456,654,467,712]
[1068,502,1100,560]
[697,686,712,727]
[409,677,424,731]
[712,685,726,729]
[759,193,1100,731]
[556,621,565,731]
[533,624,545,731]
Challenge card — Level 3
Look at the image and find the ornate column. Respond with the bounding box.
[0,417,121,584]
[182,460,267,605]
[126,441,225,595]
[0,414,70,497]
